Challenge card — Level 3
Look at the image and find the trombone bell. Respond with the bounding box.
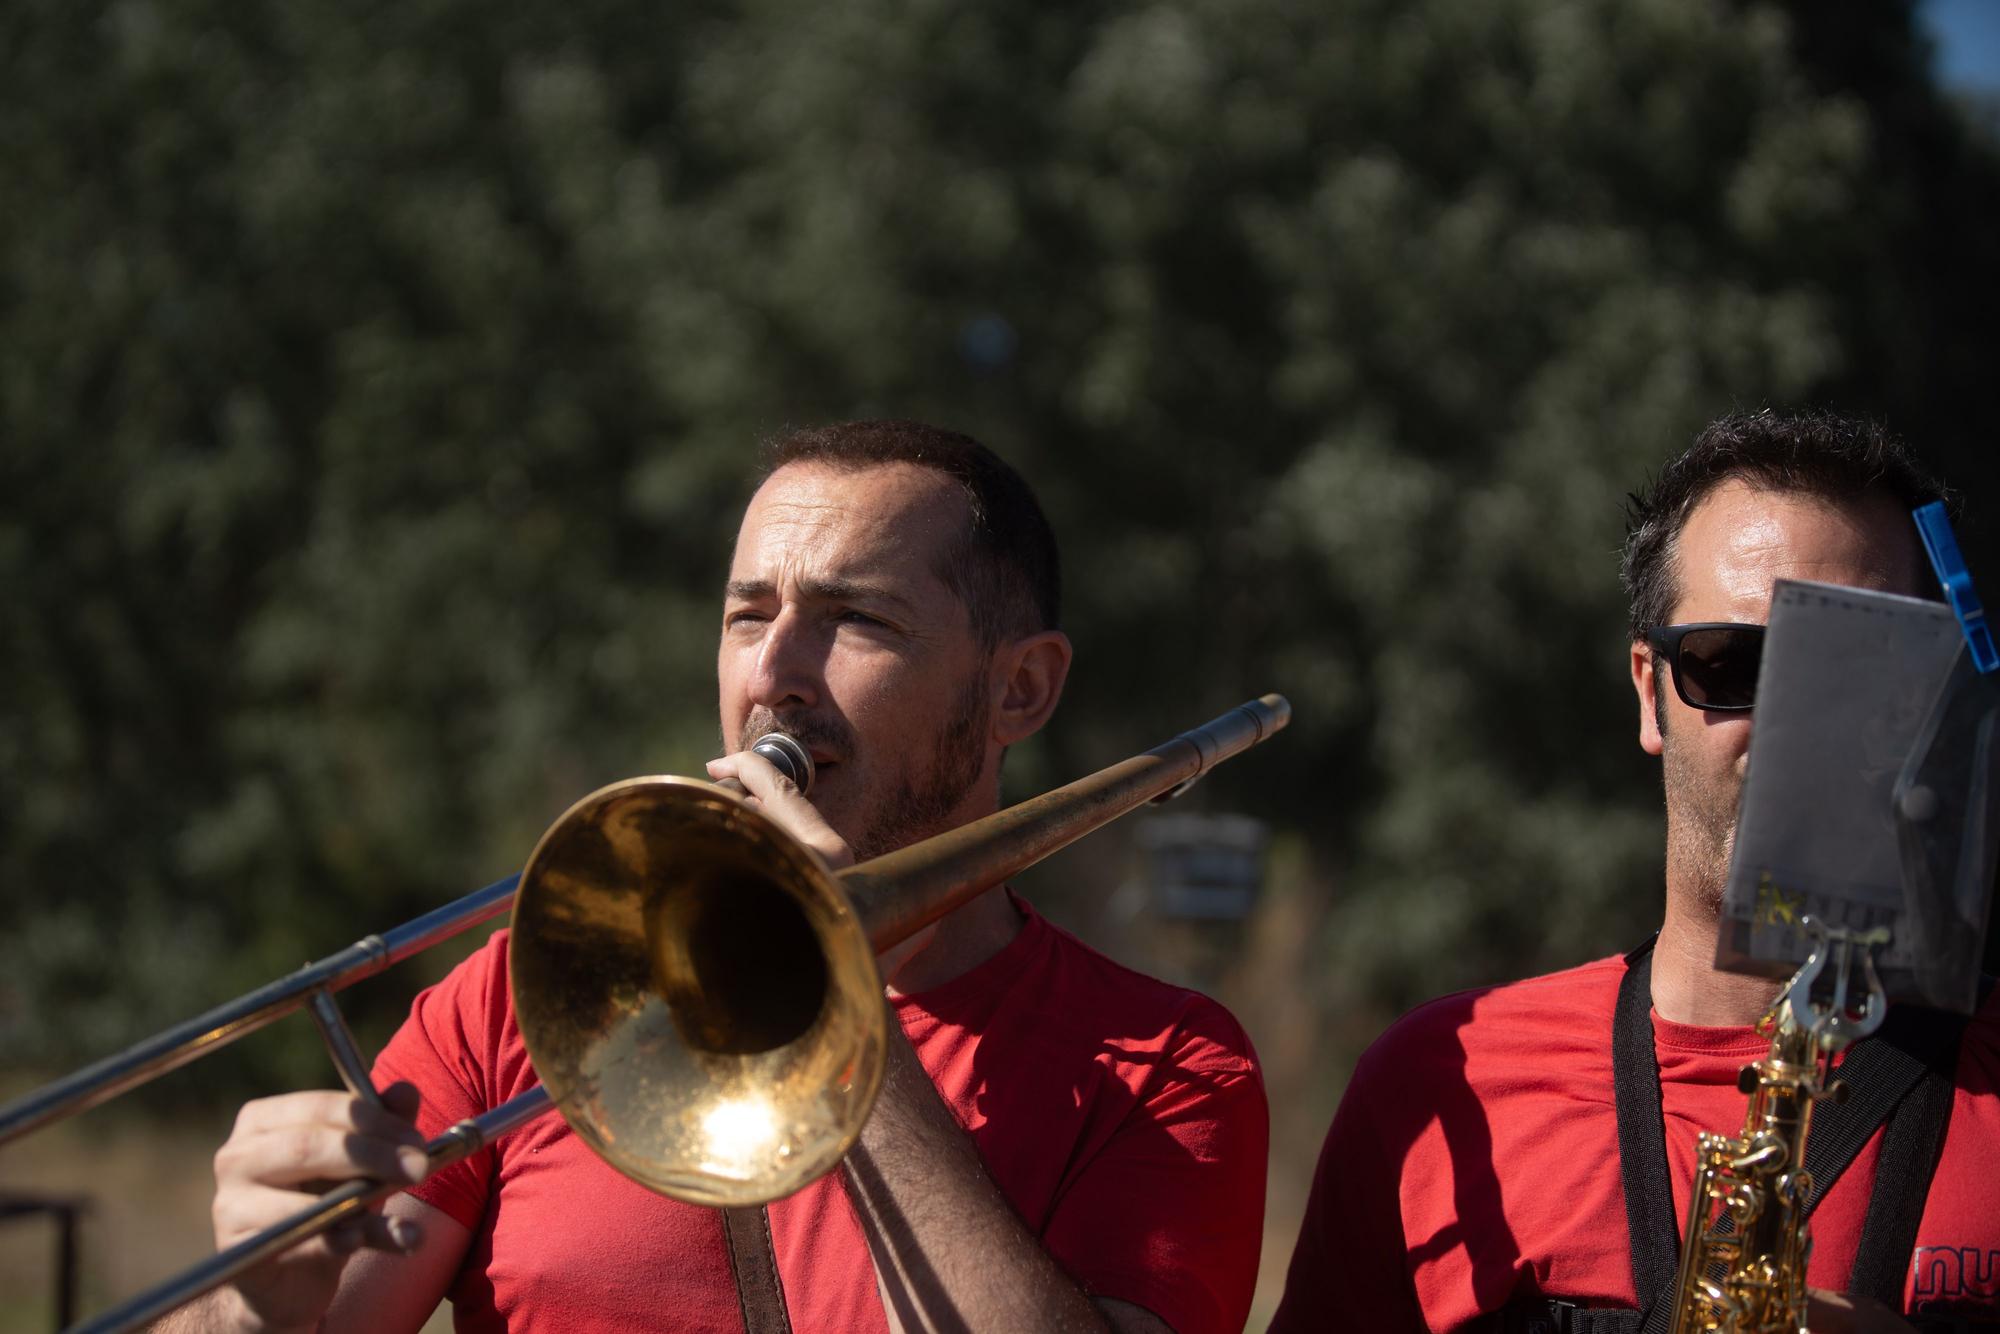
[508,776,886,1207]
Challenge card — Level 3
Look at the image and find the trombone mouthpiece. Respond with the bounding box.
[748,732,815,795]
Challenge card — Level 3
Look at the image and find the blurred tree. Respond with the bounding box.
[1,0,1994,1095]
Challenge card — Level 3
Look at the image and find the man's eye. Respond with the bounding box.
[725,610,769,627]
[837,609,887,628]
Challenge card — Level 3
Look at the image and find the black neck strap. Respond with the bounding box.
[1610,939,1978,1322]
[1612,944,1680,1317]
[1827,1000,1969,1306]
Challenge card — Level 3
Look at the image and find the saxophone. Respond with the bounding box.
[1666,921,1890,1334]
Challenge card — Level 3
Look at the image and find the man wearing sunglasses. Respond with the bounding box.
[1271,410,2000,1334]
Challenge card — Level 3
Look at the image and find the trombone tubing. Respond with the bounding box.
[0,875,521,1147]
[842,693,1291,949]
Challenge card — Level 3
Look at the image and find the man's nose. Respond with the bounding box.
[747,608,824,710]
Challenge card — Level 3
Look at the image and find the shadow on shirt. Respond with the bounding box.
[836,947,1268,1334]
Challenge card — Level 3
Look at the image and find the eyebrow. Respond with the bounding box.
[723,576,920,616]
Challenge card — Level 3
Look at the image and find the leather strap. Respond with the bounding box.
[1848,1055,1956,1306]
[723,1205,793,1334]
[1612,942,1680,1324]
[1835,974,1992,1306]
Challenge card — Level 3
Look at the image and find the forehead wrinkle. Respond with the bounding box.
[756,493,952,557]
[739,524,947,594]
[768,462,970,551]
[751,497,847,549]
[730,473,969,623]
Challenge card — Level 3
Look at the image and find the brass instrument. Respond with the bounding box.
[0,697,1290,1334]
[1667,920,1889,1334]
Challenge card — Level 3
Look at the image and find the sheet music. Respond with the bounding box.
[1717,578,1982,1007]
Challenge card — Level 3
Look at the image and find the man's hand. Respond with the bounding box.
[191,1085,429,1333]
[1807,1290,1918,1334]
[707,749,855,869]
[705,748,948,985]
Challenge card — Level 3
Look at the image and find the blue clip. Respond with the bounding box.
[1914,501,1998,675]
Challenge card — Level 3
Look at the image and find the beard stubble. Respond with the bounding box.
[1659,720,1743,919]
[734,672,993,863]
[854,673,991,861]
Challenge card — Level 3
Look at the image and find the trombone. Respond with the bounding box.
[0,695,1291,1334]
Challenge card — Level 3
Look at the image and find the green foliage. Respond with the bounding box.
[1,0,1995,1092]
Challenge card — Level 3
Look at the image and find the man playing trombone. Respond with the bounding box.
[171,421,1269,1333]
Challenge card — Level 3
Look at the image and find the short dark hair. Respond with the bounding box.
[759,420,1061,649]
[1620,409,1951,640]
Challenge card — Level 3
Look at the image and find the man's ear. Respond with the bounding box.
[1632,641,1664,757]
[992,630,1072,747]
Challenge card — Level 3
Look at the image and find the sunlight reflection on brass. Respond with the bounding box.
[700,1096,781,1179]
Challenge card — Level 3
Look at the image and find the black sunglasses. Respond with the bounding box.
[1644,622,1766,712]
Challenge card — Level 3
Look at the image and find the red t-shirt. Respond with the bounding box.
[372,898,1268,1333]
[1269,955,2000,1332]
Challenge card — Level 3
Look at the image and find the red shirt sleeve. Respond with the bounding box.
[1268,1036,1429,1334]
[370,930,514,1232]
[1041,999,1269,1334]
